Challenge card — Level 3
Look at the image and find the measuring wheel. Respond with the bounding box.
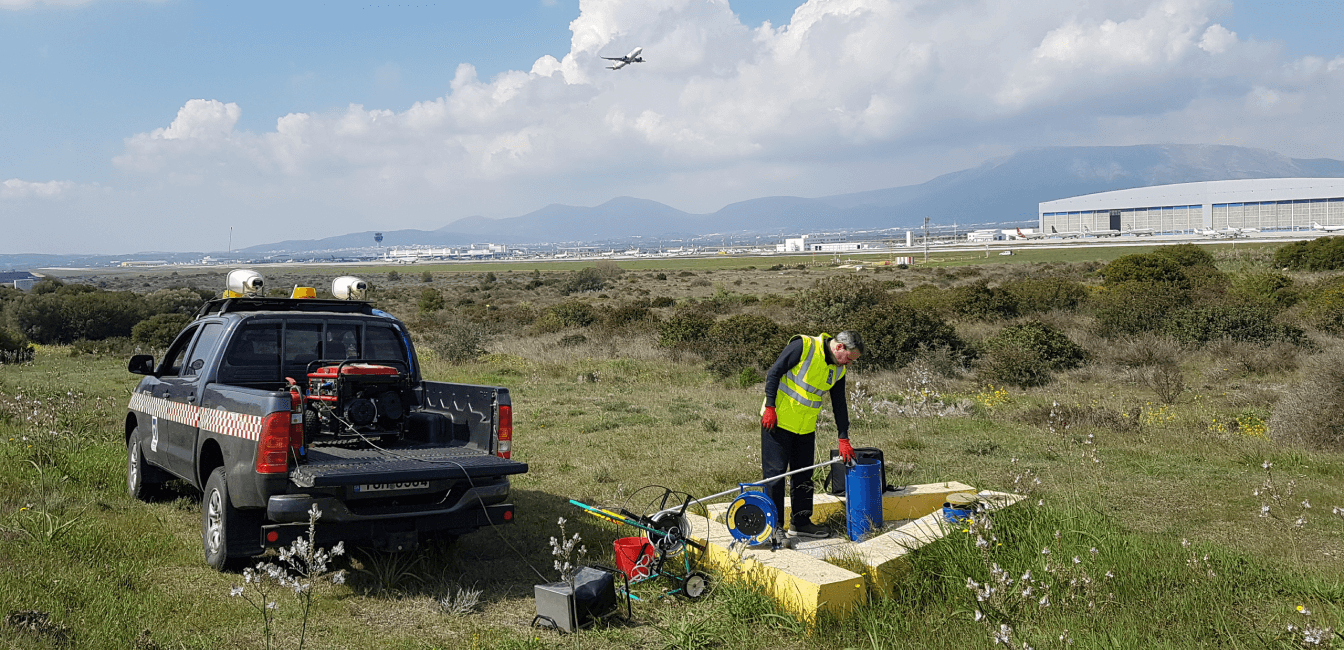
[679,571,711,600]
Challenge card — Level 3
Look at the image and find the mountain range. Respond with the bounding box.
[237,144,1344,253]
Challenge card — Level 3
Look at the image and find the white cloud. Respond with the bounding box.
[46,0,1344,252]
[0,179,75,199]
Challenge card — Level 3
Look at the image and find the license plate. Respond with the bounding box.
[353,481,430,493]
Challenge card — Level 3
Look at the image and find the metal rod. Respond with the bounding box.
[652,457,844,518]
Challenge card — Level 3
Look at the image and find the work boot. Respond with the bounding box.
[788,511,830,539]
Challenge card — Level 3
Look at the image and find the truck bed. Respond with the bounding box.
[291,444,528,487]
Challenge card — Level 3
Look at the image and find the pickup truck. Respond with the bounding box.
[125,295,528,570]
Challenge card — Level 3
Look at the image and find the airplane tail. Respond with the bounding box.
[1051,226,1058,233]
[1313,222,1323,229]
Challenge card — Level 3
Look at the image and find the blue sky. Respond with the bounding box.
[2,0,1342,253]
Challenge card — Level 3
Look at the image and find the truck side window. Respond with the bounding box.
[183,323,226,378]
[325,323,361,359]
[219,323,282,384]
[366,325,406,364]
[160,325,200,377]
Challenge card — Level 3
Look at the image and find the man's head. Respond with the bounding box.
[831,330,864,365]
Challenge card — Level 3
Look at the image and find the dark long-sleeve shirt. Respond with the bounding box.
[763,336,849,439]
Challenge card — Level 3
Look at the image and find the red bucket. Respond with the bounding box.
[613,536,655,581]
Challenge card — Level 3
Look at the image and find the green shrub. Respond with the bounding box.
[736,367,765,388]
[979,321,1088,388]
[650,296,675,308]
[561,267,608,294]
[601,302,656,329]
[144,287,206,315]
[1301,287,1344,334]
[1002,277,1088,313]
[1162,303,1306,346]
[417,288,445,315]
[844,301,965,370]
[701,314,787,376]
[30,278,63,294]
[657,309,714,348]
[1231,272,1297,308]
[387,270,401,282]
[1100,253,1189,288]
[131,313,193,349]
[425,314,491,363]
[1154,243,1216,268]
[0,327,34,364]
[533,300,596,332]
[421,271,434,283]
[1269,349,1344,450]
[796,275,889,326]
[946,282,1018,320]
[1092,281,1189,338]
[558,334,587,347]
[1272,237,1344,271]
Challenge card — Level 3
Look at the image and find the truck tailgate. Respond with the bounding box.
[291,446,528,488]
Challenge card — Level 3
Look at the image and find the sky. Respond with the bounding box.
[1,0,1342,255]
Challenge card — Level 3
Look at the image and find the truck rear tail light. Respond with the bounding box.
[257,412,291,474]
[496,404,512,459]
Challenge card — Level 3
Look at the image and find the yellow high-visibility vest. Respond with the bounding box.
[763,334,844,435]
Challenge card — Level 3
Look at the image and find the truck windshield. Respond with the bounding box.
[219,320,408,385]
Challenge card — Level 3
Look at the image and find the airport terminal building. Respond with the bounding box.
[1039,178,1344,234]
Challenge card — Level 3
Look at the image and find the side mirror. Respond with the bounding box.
[128,354,155,376]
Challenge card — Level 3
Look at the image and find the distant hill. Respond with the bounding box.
[10,144,1344,267]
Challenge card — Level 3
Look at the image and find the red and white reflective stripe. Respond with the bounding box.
[128,391,263,441]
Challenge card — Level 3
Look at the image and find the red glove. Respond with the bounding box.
[838,438,855,462]
[762,406,777,430]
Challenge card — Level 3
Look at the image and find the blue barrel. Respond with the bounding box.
[846,458,884,541]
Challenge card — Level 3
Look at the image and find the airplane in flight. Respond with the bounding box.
[1312,221,1344,232]
[1051,226,1082,239]
[1015,227,1047,240]
[603,47,645,70]
[1082,225,1121,237]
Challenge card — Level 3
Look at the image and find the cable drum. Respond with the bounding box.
[726,490,777,545]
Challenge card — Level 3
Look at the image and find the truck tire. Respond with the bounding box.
[202,467,263,571]
[127,426,167,502]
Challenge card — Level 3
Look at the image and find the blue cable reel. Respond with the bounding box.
[725,485,779,545]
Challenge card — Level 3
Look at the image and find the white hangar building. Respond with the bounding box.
[1039,178,1344,234]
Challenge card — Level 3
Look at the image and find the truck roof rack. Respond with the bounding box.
[196,297,377,318]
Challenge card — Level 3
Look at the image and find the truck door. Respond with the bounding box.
[149,324,199,475]
[164,321,228,478]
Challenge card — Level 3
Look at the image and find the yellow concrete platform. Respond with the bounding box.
[687,484,1023,621]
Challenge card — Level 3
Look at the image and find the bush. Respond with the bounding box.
[844,301,965,370]
[421,271,434,283]
[1269,349,1344,450]
[131,313,193,349]
[425,314,491,364]
[1100,253,1189,288]
[417,288,445,315]
[0,327,34,364]
[387,270,401,282]
[8,290,148,344]
[1272,237,1344,271]
[702,314,786,377]
[1092,281,1189,338]
[1231,272,1297,308]
[979,321,1089,388]
[796,275,889,326]
[1154,243,1216,268]
[657,309,714,348]
[561,267,608,294]
[533,300,596,332]
[650,296,675,308]
[144,287,206,315]
[1001,277,1089,313]
[1301,287,1344,334]
[601,302,656,329]
[1161,303,1306,346]
[946,282,1019,320]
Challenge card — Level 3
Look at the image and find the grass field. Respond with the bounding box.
[4,244,1344,649]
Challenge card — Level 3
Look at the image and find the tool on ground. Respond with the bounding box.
[568,497,711,601]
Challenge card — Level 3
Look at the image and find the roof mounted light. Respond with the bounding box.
[332,276,368,300]
[225,269,264,298]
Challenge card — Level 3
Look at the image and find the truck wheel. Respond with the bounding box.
[127,427,166,502]
[202,467,262,571]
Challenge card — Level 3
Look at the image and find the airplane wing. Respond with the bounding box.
[607,61,628,70]
[601,56,624,61]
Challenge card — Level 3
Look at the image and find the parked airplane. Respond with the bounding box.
[1199,227,1259,238]
[1312,221,1344,232]
[1082,225,1121,237]
[1123,227,1156,236]
[1051,226,1082,238]
[1015,227,1047,240]
[603,47,645,70]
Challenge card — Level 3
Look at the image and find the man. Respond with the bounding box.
[760,330,864,539]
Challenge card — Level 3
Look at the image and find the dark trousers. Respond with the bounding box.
[761,425,816,526]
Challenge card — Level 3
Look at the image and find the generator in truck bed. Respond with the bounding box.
[124,272,528,570]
